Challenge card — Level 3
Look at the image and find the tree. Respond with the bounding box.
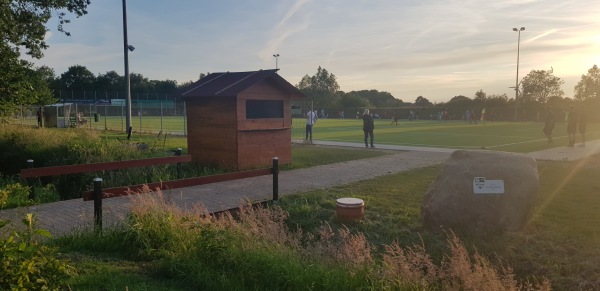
[0,0,90,116]
[474,89,486,102]
[296,66,340,109]
[0,58,55,116]
[129,73,152,92]
[96,71,123,92]
[414,96,432,108]
[60,65,96,91]
[345,90,402,108]
[32,66,58,106]
[297,66,340,93]
[152,80,178,94]
[520,69,564,104]
[574,65,600,101]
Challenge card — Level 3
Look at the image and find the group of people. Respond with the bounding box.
[543,105,587,147]
[308,106,588,150]
[306,108,375,148]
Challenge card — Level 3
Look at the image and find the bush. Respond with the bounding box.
[114,189,551,290]
[0,214,75,290]
[0,175,60,209]
[0,125,215,201]
[0,182,32,208]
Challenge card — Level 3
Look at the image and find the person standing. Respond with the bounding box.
[362,109,375,148]
[390,112,398,125]
[578,109,587,147]
[480,107,486,124]
[36,107,43,127]
[465,109,471,124]
[543,109,555,144]
[305,109,317,143]
[566,105,578,147]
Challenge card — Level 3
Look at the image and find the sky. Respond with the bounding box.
[25,0,600,103]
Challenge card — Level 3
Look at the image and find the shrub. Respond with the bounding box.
[0,213,75,290]
[0,182,33,209]
[116,189,551,290]
[0,176,60,209]
[0,125,216,201]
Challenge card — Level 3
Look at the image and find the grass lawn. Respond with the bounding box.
[4,123,599,289]
[20,114,600,153]
[277,153,600,290]
[57,153,600,290]
[291,118,600,153]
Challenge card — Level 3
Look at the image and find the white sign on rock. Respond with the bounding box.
[473,177,505,194]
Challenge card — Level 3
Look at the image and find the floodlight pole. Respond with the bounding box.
[123,0,132,132]
[513,27,525,122]
[273,54,280,69]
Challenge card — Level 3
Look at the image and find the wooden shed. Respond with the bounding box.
[181,69,305,170]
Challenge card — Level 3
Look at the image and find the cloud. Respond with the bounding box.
[526,29,558,43]
[260,0,312,61]
[275,0,312,30]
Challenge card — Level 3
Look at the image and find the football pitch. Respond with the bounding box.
[22,114,597,153]
[290,118,600,153]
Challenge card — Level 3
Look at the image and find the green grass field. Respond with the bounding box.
[291,118,600,153]
[14,114,598,153]
[89,115,186,134]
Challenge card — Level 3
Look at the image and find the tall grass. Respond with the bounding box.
[59,187,550,290]
[0,125,218,202]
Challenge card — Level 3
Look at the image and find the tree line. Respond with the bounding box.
[295,65,600,121]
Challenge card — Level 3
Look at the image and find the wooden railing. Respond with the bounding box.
[21,155,281,232]
[20,155,191,179]
[81,168,273,201]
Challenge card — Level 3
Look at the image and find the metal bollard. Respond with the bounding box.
[26,159,35,200]
[272,157,279,202]
[93,178,103,233]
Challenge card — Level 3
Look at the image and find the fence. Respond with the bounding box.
[21,155,280,232]
[13,102,188,135]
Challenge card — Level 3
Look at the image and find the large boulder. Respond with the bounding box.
[421,150,538,233]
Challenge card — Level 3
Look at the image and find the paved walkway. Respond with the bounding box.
[2,139,599,237]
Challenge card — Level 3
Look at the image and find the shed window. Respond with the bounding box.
[246,100,283,119]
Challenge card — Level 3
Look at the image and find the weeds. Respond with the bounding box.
[88,187,551,290]
[0,213,75,290]
[0,125,219,202]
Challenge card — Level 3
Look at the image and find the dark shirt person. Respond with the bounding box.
[578,110,587,147]
[566,106,578,147]
[362,109,375,148]
[543,110,555,144]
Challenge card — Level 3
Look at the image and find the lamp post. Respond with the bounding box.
[123,0,133,133]
[273,54,280,69]
[513,27,525,121]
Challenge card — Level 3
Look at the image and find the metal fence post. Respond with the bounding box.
[272,157,279,202]
[139,102,143,134]
[183,101,187,136]
[26,159,35,200]
[176,148,182,179]
[160,102,164,133]
[93,178,103,233]
[104,105,108,130]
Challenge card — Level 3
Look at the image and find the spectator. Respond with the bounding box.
[362,109,375,148]
[578,109,587,147]
[566,105,578,147]
[305,110,317,143]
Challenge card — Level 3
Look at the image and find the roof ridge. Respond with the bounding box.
[214,70,265,96]
[181,72,229,96]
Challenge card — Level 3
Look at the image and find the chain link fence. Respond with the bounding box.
[13,101,187,136]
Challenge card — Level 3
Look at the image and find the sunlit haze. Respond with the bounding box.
[25,0,600,103]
